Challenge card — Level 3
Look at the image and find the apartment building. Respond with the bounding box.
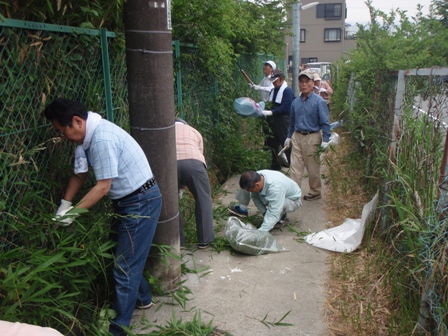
[285,0,357,71]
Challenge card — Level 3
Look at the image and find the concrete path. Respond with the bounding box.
[132,174,329,336]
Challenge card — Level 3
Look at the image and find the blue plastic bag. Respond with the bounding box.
[233,97,265,118]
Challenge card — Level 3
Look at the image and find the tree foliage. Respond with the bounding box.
[333,0,448,112]
[2,0,292,78]
[330,0,448,186]
[432,0,448,26]
[1,0,124,30]
[171,0,292,78]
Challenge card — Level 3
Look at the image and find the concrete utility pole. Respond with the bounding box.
[292,1,301,97]
[123,0,181,291]
[292,1,319,97]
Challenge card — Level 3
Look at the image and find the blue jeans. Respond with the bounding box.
[109,184,162,336]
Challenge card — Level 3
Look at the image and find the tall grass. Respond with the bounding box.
[326,85,446,334]
[0,138,116,335]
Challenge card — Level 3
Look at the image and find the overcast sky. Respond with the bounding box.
[345,0,432,26]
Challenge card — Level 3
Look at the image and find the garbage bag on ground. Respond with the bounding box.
[305,192,378,253]
[233,97,265,118]
[225,216,288,255]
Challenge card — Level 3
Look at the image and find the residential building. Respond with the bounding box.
[285,0,357,74]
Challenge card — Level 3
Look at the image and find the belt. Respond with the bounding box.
[296,130,318,135]
[121,177,156,200]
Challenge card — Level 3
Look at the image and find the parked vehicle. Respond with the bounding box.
[303,62,331,81]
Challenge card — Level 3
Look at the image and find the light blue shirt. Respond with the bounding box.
[288,92,331,142]
[86,119,153,199]
[251,170,302,231]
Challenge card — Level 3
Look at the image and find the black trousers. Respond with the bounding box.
[265,114,291,170]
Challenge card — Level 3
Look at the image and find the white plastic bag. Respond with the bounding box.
[224,216,288,255]
[329,132,339,145]
[305,192,378,253]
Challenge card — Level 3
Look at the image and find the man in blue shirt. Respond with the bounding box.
[44,98,162,336]
[229,170,302,231]
[284,70,331,201]
[260,68,295,170]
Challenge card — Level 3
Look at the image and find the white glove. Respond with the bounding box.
[178,189,184,199]
[261,110,273,117]
[53,206,76,226]
[319,88,327,93]
[284,138,291,148]
[248,82,254,88]
[321,142,329,149]
[56,199,72,214]
[251,84,262,91]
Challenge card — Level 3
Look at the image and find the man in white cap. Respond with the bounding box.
[249,60,276,102]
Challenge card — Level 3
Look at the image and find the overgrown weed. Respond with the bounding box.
[325,132,395,335]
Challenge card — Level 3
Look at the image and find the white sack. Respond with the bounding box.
[305,192,379,253]
[329,132,339,145]
[224,216,288,255]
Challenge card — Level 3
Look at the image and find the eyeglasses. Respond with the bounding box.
[299,80,312,84]
[56,126,67,137]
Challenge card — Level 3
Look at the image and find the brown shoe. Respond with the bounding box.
[304,193,321,201]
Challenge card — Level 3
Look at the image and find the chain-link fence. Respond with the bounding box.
[340,65,448,333]
[1,19,127,250]
[395,68,448,335]
[1,18,284,252]
[0,17,283,334]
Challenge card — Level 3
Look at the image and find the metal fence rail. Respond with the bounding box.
[1,19,127,252]
[0,18,284,252]
[334,63,448,333]
[394,67,448,334]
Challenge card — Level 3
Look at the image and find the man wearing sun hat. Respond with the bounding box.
[284,69,330,201]
[249,60,276,102]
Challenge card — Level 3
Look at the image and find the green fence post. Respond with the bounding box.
[100,28,114,122]
[214,80,219,96]
[174,40,183,119]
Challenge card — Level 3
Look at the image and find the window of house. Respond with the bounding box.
[324,28,341,42]
[300,29,306,43]
[316,3,343,20]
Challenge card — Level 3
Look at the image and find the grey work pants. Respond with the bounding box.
[178,159,215,245]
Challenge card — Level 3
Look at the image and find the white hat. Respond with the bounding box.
[264,61,276,70]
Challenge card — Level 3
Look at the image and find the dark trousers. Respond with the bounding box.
[265,115,291,170]
[177,159,215,245]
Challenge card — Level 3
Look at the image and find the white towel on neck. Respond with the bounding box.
[74,112,102,174]
[269,81,288,104]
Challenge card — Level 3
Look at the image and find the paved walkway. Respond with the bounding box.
[132,174,329,336]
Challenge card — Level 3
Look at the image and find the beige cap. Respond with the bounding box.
[298,69,314,80]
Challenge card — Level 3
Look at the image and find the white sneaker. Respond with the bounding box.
[135,302,154,309]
